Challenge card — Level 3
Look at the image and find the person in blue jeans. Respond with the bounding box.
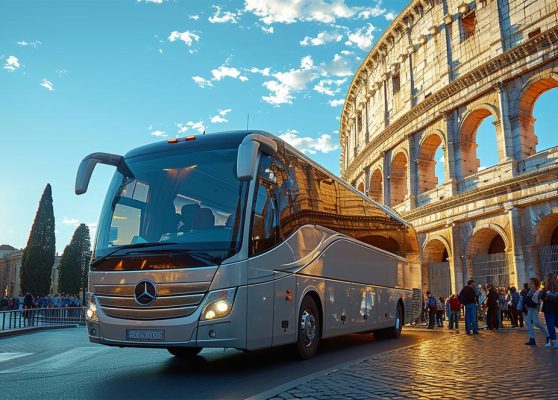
[459,279,479,335]
[541,272,558,348]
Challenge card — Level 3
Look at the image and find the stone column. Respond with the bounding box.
[495,83,515,163]
[382,74,389,128]
[450,223,465,292]
[507,205,527,287]
[383,150,391,206]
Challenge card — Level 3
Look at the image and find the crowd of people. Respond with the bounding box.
[424,272,558,347]
[0,293,82,311]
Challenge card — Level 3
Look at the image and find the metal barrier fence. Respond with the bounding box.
[1,307,86,332]
[540,244,558,277]
[428,261,451,299]
[471,252,510,287]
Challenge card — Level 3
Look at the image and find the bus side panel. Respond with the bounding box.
[246,280,274,350]
[322,280,368,338]
[272,272,296,346]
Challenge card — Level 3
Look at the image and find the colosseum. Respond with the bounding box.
[340,0,558,297]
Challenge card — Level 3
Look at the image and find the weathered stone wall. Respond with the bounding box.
[340,0,558,294]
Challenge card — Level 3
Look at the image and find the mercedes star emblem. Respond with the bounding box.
[134,280,157,306]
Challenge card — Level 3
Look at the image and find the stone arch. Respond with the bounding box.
[422,236,451,264]
[516,72,558,157]
[467,223,510,256]
[459,104,500,178]
[369,168,383,203]
[535,213,558,247]
[390,150,408,206]
[418,131,446,194]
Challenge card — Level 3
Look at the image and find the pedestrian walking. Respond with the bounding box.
[436,297,445,327]
[459,279,479,335]
[486,284,499,330]
[540,272,558,348]
[508,287,522,328]
[448,294,461,332]
[523,277,549,346]
[426,291,437,329]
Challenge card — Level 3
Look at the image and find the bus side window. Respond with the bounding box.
[250,182,279,256]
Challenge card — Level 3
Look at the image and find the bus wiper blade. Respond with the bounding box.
[92,242,181,265]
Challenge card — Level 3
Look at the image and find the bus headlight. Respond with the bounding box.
[86,295,98,321]
[201,288,237,321]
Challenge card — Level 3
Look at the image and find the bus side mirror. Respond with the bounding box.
[237,141,259,181]
[75,152,124,195]
[237,133,278,181]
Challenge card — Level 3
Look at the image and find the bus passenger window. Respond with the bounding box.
[250,183,279,256]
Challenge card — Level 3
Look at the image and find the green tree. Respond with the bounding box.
[20,183,56,296]
[58,224,91,296]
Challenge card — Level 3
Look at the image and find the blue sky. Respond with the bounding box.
[0,0,556,253]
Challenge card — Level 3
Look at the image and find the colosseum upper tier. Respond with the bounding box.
[340,0,558,296]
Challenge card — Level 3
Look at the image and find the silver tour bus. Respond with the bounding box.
[76,131,421,359]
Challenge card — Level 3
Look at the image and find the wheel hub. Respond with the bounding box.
[300,310,316,347]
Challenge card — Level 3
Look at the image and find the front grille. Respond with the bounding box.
[94,282,210,320]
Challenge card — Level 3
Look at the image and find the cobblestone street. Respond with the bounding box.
[262,328,558,399]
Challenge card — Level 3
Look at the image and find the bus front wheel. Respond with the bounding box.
[167,346,203,358]
[296,295,321,360]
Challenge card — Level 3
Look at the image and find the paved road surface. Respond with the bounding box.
[0,326,443,399]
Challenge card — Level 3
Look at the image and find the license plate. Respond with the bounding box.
[126,329,165,341]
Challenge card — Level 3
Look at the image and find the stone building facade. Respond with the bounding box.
[340,0,558,296]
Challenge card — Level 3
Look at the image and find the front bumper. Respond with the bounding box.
[87,286,247,349]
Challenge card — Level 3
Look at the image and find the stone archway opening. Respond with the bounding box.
[357,182,365,193]
[460,109,498,178]
[418,134,445,194]
[535,213,558,277]
[390,152,408,206]
[518,78,558,157]
[369,169,383,203]
[423,239,451,299]
[467,227,510,287]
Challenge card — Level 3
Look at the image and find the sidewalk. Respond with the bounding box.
[252,328,558,399]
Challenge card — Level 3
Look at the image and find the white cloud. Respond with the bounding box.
[262,56,319,105]
[313,78,346,96]
[63,217,80,226]
[322,52,354,77]
[279,130,339,154]
[4,56,21,72]
[40,79,55,91]
[249,67,271,76]
[385,12,396,21]
[300,31,343,46]
[150,130,168,137]
[208,5,239,24]
[168,30,200,48]
[211,65,247,81]
[244,0,386,25]
[189,15,200,20]
[261,25,274,34]
[345,24,376,51]
[17,40,41,47]
[138,0,165,3]
[210,109,232,123]
[177,121,206,134]
[328,99,345,107]
[192,76,214,88]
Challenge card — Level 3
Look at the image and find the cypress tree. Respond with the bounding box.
[58,224,91,296]
[20,183,56,296]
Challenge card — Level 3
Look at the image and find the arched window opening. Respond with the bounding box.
[532,87,558,152]
[460,110,498,178]
[357,182,365,193]
[390,152,408,206]
[467,228,509,287]
[369,169,383,203]
[418,134,445,194]
[488,235,505,254]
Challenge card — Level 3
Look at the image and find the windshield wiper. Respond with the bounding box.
[92,242,181,266]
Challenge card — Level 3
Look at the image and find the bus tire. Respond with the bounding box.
[167,346,203,358]
[375,302,403,339]
[296,295,321,360]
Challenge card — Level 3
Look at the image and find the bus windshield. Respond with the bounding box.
[93,145,247,267]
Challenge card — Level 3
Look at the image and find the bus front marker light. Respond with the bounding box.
[201,288,237,321]
[86,296,98,321]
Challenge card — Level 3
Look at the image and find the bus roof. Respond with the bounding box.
[124,129,414,230]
